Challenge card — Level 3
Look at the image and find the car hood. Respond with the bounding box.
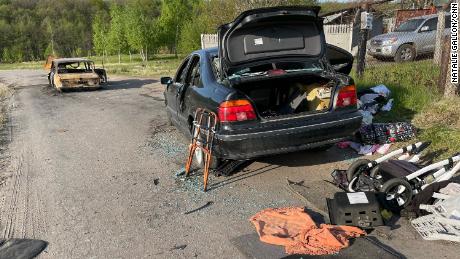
[370,31,411,41]
[218,6,325,79]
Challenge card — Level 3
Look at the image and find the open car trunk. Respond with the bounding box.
[218,6,324,79]
[233,74,336,119]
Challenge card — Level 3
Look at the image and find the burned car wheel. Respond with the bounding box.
[395,44,415,62]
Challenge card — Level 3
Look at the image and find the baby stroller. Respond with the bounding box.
[347,142,460,211]
[346,142,431,192]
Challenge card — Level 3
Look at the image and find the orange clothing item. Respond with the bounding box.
[250,207,366,255]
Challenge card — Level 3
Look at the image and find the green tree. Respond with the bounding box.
[124,0,161,62]
[92,10,110,59]
[157,0,195,55]
[108,4,127,64]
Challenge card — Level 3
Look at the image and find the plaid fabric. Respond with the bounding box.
[359,123,416,145]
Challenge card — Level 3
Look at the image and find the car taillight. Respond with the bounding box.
[218,100,256,122]
[335,85,357,108]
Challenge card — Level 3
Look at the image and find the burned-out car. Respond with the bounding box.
[46,58,107,90]
[162,6,362,167]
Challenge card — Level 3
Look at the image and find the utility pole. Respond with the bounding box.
[434,8,446,65]
[357,2,371,78]
[441,35,459,96]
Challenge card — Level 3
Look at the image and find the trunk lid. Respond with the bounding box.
[218,6,325,79]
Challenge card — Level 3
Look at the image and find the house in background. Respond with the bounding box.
[322,7,384,56]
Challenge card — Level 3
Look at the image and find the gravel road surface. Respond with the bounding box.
[0,70,458,258]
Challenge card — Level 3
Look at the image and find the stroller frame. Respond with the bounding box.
[347,141,460,211]
[380,154,460,211]
[347,142,430,192]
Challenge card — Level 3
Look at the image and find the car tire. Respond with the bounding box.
[394,44,415,62]
[381,178,413,212]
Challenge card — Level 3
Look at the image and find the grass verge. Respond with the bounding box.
[354,60,460,157]
[0,82,13,125]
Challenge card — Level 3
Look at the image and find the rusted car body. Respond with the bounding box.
[46,58,107,90]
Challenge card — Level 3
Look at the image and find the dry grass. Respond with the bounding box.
[0,83,13,125]
[413,98,460,130]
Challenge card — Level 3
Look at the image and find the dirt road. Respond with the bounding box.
[0,70,458,258]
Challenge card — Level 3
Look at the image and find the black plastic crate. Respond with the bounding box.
[327,192,384,229]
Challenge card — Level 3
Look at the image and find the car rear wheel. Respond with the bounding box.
[395,44,415,62]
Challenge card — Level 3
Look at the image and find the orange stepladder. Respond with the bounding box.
[184,108,218,192]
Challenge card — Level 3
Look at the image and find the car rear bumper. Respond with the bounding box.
[213,111,362,160]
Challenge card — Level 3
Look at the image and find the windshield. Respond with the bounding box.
[395,19,424,32]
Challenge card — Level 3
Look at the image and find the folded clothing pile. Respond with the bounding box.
[250,207,365,255]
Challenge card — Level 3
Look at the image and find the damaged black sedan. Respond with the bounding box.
[162,6,362,167]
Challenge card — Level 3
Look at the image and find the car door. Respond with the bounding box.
[177,55,201,127]
[165,56,190,124]
[417,17,438,53]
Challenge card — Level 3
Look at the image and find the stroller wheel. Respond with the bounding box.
[347,159,371,192]
[381,178,413,212]
[369,167,385,190]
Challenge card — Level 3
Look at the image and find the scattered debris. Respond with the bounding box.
[250,207,365,255]
[184,201,214,215]
[327,191,384,229]
[358,84,393,122]
[0,239,48,259]
[412,191,460,242]
[175,168,186,177]
[170,244,187,251]
[358,122,416,145]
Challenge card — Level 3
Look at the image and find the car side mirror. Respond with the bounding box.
[161,77,172,85]
[419,26,430,32]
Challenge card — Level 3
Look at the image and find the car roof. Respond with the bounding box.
[54,58,93,64]
[408,12,450,21]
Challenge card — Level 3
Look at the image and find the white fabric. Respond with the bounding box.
[381,98,394,112]
[371,84,391,98]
